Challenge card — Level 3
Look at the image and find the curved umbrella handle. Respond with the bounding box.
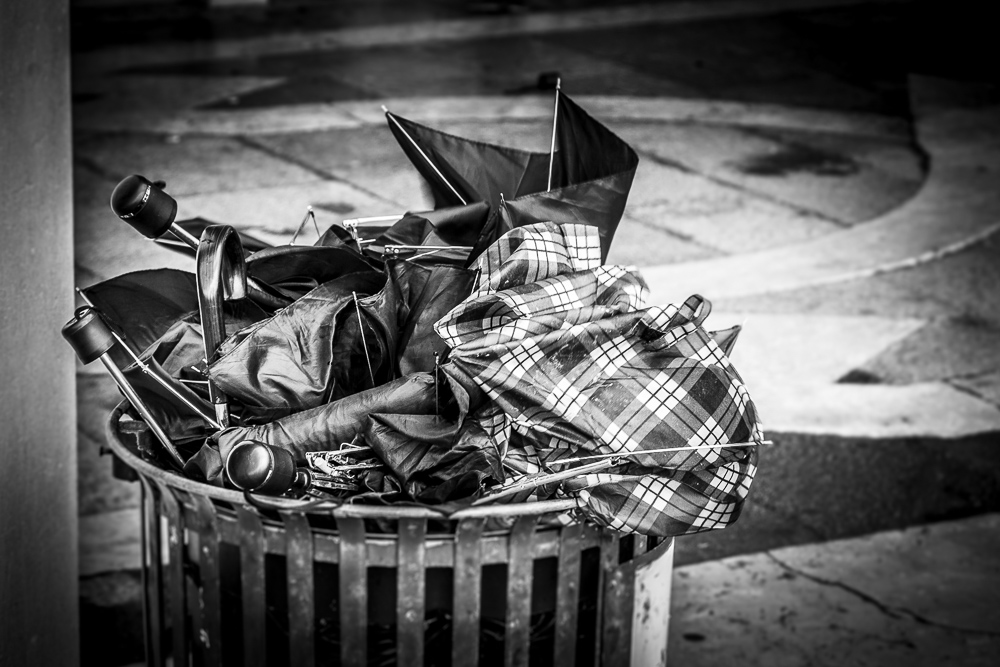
[197,224,248,426]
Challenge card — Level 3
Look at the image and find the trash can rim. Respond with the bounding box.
[105,401,580,520]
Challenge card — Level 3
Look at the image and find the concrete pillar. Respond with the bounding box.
[0,0,79,665]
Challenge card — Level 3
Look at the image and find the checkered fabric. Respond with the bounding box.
[435,222,763,536]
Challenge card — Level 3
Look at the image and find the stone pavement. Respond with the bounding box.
[70,0,1000,665]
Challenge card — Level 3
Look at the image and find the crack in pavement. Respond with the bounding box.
[944,378,1000,412]
[639,147,852,228]
[765,552,1000,637]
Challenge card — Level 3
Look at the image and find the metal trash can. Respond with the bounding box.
[106,404,674,667]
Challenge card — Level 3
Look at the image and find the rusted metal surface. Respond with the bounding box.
[337,516,368,667]
[630,538,674,667]
[452,518,486,667]
[397,518,427,665]
[236,505,267,667]
[282,511,315,667]
[505,516,539,667]
[601,561,636,667]
[593,529,620,662]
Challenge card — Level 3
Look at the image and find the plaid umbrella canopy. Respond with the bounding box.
[436,222,763,536]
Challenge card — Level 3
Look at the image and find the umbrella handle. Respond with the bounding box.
[196,224,248,427]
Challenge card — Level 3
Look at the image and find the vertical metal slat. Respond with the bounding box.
[281,511,315,667]
[337,516,368,667]
[236,505,267,667]
[397,518,427,666]
[192,494,223,666]
[601,560,636,667]
[593,530,620,662]
[633,535,648,557]
[554,523,583,667]
[140,479,165,667]
[504,516,538,667]
[452,518,485,667]
[154,481,188,667]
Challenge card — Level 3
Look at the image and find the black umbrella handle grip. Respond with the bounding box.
[226,440,311,495]
[61,306,115,364]
[111,175,178,239]
[196,224,248,423]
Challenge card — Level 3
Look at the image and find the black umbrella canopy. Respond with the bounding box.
[386,113,555,211]
[386,93,638,264]
[80,268,270,361]
[366,201,489,258]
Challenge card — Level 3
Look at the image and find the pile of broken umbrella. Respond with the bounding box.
[78,93,763,537]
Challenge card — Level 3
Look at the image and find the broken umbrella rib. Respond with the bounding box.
[288,205,319,245]
[383,104,467,206]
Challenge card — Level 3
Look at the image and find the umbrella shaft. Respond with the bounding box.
[547,78,561,192]
[214,402,230,428]
[169,223,201,250]
[386,110,467,205]
[99,354,184,467]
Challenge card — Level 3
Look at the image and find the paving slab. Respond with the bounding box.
[626,193,843,255]
[669,514,1000,667]
[856,318,1000,387]
[620,121,923,225]
[641,77,1000,306]
[711,228,1000,324]
[73,131,324,197]
[608,212,721,267]
[700,310,1000,437]
[249,126,437,211]
[73,73,283,130]
[172,180,402,243]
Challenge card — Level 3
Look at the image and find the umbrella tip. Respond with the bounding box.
[537,71,561,91]
[381,105,389,113]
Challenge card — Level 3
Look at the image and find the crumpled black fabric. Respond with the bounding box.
[361,363,500,502]
[208,270,398,422]
[184,373,439,482]
[244,244,378,301]
[364,202,490,264]
[184,363,501,504]
[363,411,502,503]
[385,260,476,374]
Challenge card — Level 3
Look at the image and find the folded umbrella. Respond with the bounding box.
[207,270,398,421]
[80,268,271,365]
[185,372,438,482]
[435,222,764,536]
